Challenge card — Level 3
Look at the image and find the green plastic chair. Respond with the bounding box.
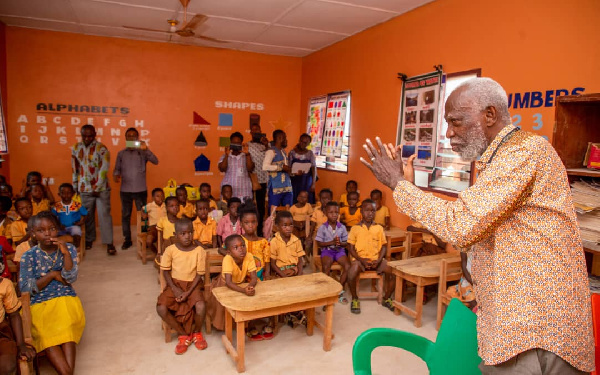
[352,298,481,375]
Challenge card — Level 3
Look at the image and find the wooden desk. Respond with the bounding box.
[389,252,461,327]
[384,226,410,261]
[212,273,342,373]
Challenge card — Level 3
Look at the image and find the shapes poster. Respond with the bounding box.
[321,92,350,158]
[396,71,443,168]
[306,95,327,154]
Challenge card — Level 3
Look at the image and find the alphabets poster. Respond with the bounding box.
[306,95,327,154]
[321,92,350,158]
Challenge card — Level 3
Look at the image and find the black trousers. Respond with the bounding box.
[255,183,267,235]
[120,190,147,242]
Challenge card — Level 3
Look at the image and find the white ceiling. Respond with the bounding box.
[0,0,433,57]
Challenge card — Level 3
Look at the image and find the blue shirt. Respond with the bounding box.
[52,200,88,227]
[315,221,348,252]
[19,244,79,305]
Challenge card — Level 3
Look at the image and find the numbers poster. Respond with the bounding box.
[321,92,350,157]
[396,71,443,168]
[306,95,327,154]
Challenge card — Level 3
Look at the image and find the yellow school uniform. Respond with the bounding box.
[193,217,217,246]
[10,219,28,243]
[243,237,270,275]
[290,204,314,222]
[374,205,390,226]
[221,253,257,284]
[160,244,206,281]
[269,233,305,268]
[0,218,12,241]
[209,199,218,211]
[143,201,166,226]
[14,241,31,262]
[340,206,362,227]
[339,193,362,207]
[177,202,196,219]
[348,223,386,261]
[0,277,21,323]
[156,216,176,240]
[310,208,327,226]
[32,199,51,215]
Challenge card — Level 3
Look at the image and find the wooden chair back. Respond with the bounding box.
[136,212,151,265]
[436,258,466,330]
[385,231,411,261]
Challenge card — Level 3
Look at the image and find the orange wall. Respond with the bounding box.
[301,0,600,229]
[5,28,301,226]
[0,22,9,180]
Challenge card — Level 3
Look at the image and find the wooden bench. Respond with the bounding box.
[212,273,342,373]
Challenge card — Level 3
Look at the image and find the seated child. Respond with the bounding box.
[199,183,218,212]
[370,189,390,230]
[18,171,42,199]
[0,252,36,374]
[406,221,447,257]
[157,196,180,255]
[239,201,270,281]
[11,198,33,246]
[339,180,361,208]
[207,234,257,331]
[307,188,332,249]
[52,183,87,250]
[315,201,350,304]
[340,191,362,229]
[289,191,313,243]
[30,184,54,215]
[216,184,232,214]
[216,197,243,249]
[193,199,217,249]
[270,211,305,278]
[0,185,18,222]
[14,217,36,263]
[176,186,196,219]
[447,249,477,310]
[19,212,85,374]
[142,188,166,254]
[0,196,13,242]
[157,218,208,354]
[347,199,396,314]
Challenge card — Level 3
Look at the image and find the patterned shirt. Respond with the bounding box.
[216,214,244,242]
[218,153,252,200]
[19,244,79,305]
[52,200,88,227]
[71,140,111,193]
[248,142,269,184]
[393,124,594,371]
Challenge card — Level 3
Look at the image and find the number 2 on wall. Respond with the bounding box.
[511,114,521,127]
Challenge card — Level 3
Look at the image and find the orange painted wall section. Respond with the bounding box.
[301,0,600,229]
[0,22,10,180]
[5,28,302,225]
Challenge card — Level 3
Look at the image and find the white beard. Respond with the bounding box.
[458,122,489,161]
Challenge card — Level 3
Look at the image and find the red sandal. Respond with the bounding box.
[175,335,192,355]
[191,332,208,350]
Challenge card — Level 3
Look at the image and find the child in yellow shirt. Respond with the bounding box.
[207,234,257,331]
[142,188,166,254]
[340,191,362,229]
[156,197,180,258]
[370,189,390,230]
[0,196,13,242]
[347,199,395,314]
[193,199,217,249]
[199,183,218,212]
[11,198,33,246]
[339,180,361,207]
[157,217,208,354]
[30,184,53,215]
[176,186,195,219]
[270,211,305,278]
[307,189,332,249]
[290,191,313,243]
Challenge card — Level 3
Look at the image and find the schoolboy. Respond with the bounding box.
[141,188,166,254]
[340,191,362,229]
[157,218,207,354]
[216,185,232,214]
[339,180,361,207]
[370,189,390,230]
[289,191,313,241]
[30,184,53,215]
[157,196,180,254]
[176,186,195,219]
[270,211,305,277]
[193,199,217,249]
[11,198,32,246]
[52,183,87,250]
[307,189,332,249]
[347,199,396,314]
[199,183,218,211]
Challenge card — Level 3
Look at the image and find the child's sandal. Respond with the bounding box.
[262,326,274,340]
[246,328,263,341]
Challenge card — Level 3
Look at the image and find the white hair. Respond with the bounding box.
[455,77,511,123]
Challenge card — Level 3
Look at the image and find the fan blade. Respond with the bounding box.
[122,25,170,34]
[181,14,207,31]
[195,35,228,44]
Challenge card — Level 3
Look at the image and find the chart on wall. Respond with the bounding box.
[306,95,327,154]
[321,92,350,157]
[396,71,443,168]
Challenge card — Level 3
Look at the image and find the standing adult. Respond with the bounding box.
[71,124,116,255]
[262,130,293,211]
[218,132,254,201]
[248,123,270,234]
[362,77,593,374]
[113,127,159,250]
[289,133,317,204]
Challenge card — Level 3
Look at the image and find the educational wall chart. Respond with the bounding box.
[396,71,443,168]
[321,92,350,157]
[306,95,327,154]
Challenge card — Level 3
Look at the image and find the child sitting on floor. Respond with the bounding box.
[176,186,196,220]
[216,184,232,214]
[52,183,87,251]
[157,217,208,355]
[316,201,350,304]
[30,184,54,215]
[347,199,396,314]
[11,198,33,247]
[142,188,166,254]
[0,196,13,242]
[157,196,180,255]
[340,191,362,229]
[270,211,305,278]
[216,197,243,249]
[290,191,313,244]
[307,188,332,250]
[207,234,257,331]
[339,180,361,208]
[199,183,218,212]
[0,251,36,374]
[370,189,390,230]
[193,199,217,249]
[19,211,85,374]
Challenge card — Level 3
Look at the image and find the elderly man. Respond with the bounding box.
[362,77,593,374]
[72,124,116,255]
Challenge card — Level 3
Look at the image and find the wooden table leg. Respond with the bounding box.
[225,309,233,342]
[394,274,403,316]
[323,303,334,351]
[306,307,315,336]
[236,321,246,373]
[415,282,424,328]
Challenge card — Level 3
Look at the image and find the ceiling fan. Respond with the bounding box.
[122,0,226,43]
